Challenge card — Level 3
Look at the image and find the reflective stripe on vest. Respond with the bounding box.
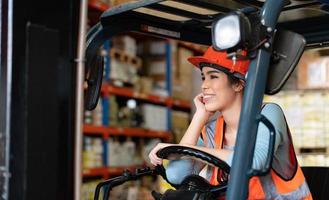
[201,107,312,199]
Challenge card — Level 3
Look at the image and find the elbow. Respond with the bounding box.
[166,167,186,185]
[165,159,193,184]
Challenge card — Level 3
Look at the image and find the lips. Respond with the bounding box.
[203,94,215,103]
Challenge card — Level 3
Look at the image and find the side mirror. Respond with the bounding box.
[84,52,104,110]
[265,29,306,95]
[84,23,104,111]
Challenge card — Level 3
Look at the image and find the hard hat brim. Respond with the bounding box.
[187,56,218,69]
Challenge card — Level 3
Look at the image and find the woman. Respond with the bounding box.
[149,46,312,199]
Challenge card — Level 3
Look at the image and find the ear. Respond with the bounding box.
[233,81,245,92]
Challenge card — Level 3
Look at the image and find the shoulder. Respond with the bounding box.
[261,102,287,132]
[261,102,285,117]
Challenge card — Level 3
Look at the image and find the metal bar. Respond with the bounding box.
[0,0,13,198]
[226,0,286,199]
[74,0,88,199]
[165,42,171,131]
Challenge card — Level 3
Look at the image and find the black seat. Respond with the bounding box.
[302,166,329,200]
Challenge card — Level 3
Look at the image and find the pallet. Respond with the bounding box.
[110,48,142,68]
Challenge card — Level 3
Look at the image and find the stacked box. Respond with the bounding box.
[92,98,103,126]
[109,96,119,126]
[140,41,171,96]
[265,90,329,166]
[298,155,329,166]
[141,104,168,131]
[147,59,166,76]
[108,138,142,167]
[83,137,103,169]
[298,51,329,89]
[172,47,193,101]
[83,97,104,125]
[171,111,190,143]
[139,40,167,55]
[110,58,138,84]
[84,110,93,124]
[135,77,153,95]
[112,35,137,56]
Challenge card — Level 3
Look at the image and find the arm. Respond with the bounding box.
[187,103,284,168]
[165,137,233,184]
[149,93,214,165]
[165,138,206,184]
[246,103,284,170]
[179,93,214,145]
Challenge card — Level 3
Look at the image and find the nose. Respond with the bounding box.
[201,79,209,91]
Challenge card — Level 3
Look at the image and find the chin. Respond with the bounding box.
[205,103,220,112]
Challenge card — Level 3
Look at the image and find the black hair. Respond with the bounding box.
[227,74,242,86]
[199,62,245,87]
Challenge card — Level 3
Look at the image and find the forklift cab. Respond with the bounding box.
[85,0,329,199]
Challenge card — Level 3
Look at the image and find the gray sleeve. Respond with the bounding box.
[226,153,234,166]
[251,103,284,170]
[216,104,284,168]
[165,137,205,184]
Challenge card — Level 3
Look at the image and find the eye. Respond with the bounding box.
[201,76,205,81]
[210,75,218,79]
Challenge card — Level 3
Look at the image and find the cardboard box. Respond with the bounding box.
[297,51,329,89]
[138,76,153,94]
[172,111,189,130]
[147,59,166,76]
[139,41,167,55]
[112,35,137,56]
[172,47,194,100]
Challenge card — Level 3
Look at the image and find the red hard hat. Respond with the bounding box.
[188,46,250,79]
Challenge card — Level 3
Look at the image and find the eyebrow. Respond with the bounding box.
[201,70,221,76]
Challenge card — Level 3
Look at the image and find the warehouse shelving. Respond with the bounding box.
[83,38,186,180]
[83,165,145,179]
[88,0,109,12]
[83,125,172,141]
[101,84,191,109]
[83,1,199,184]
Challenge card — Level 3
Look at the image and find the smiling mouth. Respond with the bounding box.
[203,95,215,103]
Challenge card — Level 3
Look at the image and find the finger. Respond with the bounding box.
[150,155,162,166]
[195,93,203,101]
[150,152,162,165]
[152,153,162,163]
[150,153,158,165]
[151,160,157,166]
[150,152,161,163]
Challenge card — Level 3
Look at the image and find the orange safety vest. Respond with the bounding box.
[201,113,312,199]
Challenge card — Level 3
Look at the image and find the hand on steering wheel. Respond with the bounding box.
[155,145,231,197]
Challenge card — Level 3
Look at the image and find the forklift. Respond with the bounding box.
[84,0,329,199]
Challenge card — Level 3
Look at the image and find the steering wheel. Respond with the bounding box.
[155,146,231,199]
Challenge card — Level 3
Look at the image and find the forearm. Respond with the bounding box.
[179,113,208,146]
[166,138,208,184]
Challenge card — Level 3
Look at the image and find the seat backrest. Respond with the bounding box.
[302,166,329,200]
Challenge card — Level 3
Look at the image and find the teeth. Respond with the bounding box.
[203,95,213,101]
[203,95,213,98]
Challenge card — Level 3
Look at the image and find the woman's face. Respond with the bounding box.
[201,66,239,112]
